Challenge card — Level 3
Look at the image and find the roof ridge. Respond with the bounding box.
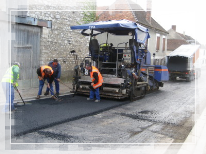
[98,1,116,16]
[127,0,168,34]
[126,0,138,22]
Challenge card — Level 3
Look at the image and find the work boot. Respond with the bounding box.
[94,99,100,102]
[51,95,57,100]
[36,95,40,99]
[44,91,49,95]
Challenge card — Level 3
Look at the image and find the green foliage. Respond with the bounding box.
[80,1,98,24]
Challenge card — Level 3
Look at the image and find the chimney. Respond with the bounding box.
[146,0,152,24]
[172,25,176,31]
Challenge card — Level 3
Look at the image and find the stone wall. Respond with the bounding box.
[28,4,91,82]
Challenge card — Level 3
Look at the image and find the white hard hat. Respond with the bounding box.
[14,62,20,67]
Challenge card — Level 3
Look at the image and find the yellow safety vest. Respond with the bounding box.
[1,65,19,86]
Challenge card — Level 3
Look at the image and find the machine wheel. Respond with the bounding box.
[154,80,159,90]
[140,86,147,98]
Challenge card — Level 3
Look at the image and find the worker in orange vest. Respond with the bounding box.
[36,65,55,99]
[85,64,103,102]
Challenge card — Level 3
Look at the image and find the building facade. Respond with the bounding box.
[0,0,88,88]
[166,25,206,68]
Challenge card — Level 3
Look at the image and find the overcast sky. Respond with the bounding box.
[97,0,206,45]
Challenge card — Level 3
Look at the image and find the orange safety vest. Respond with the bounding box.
[90,66,103,89]
[40,65,53,78]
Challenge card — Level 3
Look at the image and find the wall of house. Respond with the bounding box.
[0,0,6,11]
[148,30,167,65]
[28,5,90,82]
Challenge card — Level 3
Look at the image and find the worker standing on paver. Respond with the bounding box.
[36,65,56,99]
[44,59,61,96]
[85,64,103,102]
[1,62,20,113]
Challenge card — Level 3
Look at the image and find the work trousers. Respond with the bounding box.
[38,78,54,96]
[1,82,15,112]
[46,78,59,94]
[89,87,100,100]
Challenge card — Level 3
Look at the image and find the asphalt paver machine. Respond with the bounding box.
[70,20,169,100]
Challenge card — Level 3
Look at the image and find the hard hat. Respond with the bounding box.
[14,62,20,67]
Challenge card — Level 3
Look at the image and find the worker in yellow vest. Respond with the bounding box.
[85,64,103,102]
[1,62,20,113]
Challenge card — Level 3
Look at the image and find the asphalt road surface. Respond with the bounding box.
[9,67,206,151]
[11,95,129,137]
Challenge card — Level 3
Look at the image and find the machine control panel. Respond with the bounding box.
[123,49,131,63]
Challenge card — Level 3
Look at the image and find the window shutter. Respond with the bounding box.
[163,38,165,51]
[156,36,160,51]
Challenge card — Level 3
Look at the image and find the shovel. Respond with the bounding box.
[14,86,26,106]
[43,80,63,102]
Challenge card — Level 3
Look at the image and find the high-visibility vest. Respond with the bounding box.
[1,65,19,86]
[40,65,53,78]
[90,66,103,89]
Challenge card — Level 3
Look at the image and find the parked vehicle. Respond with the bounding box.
[70,20,169,100]
[167,44,200,81]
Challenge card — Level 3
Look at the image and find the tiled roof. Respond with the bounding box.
[177,32,194,41]
[97,0,168,34]
[97,0,136,22]
[96,6,108,16]
[167,39,189,51]
[167,28,200,51]
[127,0,168,34]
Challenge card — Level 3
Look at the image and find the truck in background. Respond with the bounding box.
[167,44,200,82]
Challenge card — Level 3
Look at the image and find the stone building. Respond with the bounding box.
[0,0,97,89]
[27,2,91,83]
[1,1,52,89]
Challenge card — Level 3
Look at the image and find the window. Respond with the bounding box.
[163,37,166,51]
[156,36,160,51]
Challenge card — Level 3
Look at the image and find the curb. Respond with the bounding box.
[14,92,73,103]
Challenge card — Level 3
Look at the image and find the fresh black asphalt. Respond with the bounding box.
[12,95,129,137]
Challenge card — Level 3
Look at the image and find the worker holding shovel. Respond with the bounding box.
[1,62,20,113]
[36,65,56,100]
[44,59,61,96]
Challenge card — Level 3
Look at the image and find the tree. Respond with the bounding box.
[81,0,98,24]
